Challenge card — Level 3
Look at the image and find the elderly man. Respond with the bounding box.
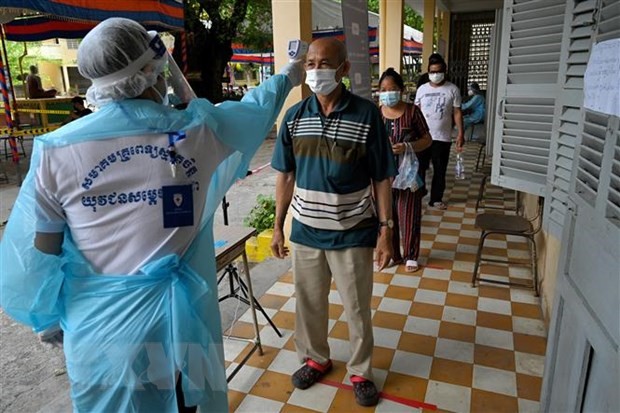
[270,37,396,407]
[1,17,303,412]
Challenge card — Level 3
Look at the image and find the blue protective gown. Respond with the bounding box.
[461,93,485,129]
[0,74,292,412]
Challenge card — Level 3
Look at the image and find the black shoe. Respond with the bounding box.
[352,377,380,407]
[291,359,332,390]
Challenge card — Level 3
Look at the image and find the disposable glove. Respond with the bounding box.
[280,59,305,87]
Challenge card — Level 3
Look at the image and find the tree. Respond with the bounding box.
[175,0,422,102]
[3,41,50,81]
[173,0,248,102]
[174,0,279,102]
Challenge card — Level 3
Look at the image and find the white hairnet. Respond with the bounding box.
[78,17,168,106]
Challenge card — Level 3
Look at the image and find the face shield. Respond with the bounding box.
[83,28,196,107]
[151,31,197,107]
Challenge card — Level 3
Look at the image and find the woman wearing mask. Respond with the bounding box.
[379,68,432,272]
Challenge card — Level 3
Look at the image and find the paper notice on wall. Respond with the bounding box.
[583,38,620,117]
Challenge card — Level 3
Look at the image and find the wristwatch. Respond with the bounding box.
[379,219,394,229]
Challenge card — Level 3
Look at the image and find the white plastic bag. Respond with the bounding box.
[392,146,424,192]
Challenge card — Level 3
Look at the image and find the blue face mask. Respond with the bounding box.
[379,91,401,107]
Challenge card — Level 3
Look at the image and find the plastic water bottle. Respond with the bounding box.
[455,153,465,180]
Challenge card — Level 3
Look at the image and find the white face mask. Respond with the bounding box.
[305,63,343,96]
[379,91,401,107]
[468,89,474,96]
[429,73,445,84]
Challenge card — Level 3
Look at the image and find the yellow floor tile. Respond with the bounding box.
[228,389,246,412]
[284,336,296,351]
[470,388,519,412]
[480,264,509,277]
[454,252,477,262]
[516,373,542,401]
[279,272,294,284]
[409,302,444,320]
[418,278,449,292]
[236,345,280,369]
[474,344,516,371]
[373,311,408,330]
[433,241,458,251]
[437,228,461,236]
[372,346,396,370]
[281,403,321,413]
[438,321,476,343]
[508,241,530,250]
[476,311,513,331]
[328,304,345,320]
[451,270,474,282]
[430,357,474,387]
[272,311,296,331]
[225,321,257,339]
[513,333,547,356]
[324,360,349,382]
[374,272,394,284]
[445,293,478,310]
[425,258,454,270]
[511,302,543,319]
[382,372,428,403]
[384,285,416,300]
[478,285,511,301]
[398,332,437,356]
[329,321,350,341]
[259,294,291,310]
[249,370,295,403]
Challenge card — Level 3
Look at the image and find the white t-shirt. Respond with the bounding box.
[35,124,232,275]
[415,81,461,142]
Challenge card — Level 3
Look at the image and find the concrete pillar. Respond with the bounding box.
[271,0,312,130]
[39,62,64,94]
[422,0,436,68]
[379,0,404,75]
[271,0,312,246]
[439,10,451,62]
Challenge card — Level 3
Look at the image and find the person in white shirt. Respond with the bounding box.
[414,54,464,209]
[1,17,304,413]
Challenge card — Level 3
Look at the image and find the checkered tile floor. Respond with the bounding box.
[223,143,546,412]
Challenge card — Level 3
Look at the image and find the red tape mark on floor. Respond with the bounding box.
[320,379,437,410]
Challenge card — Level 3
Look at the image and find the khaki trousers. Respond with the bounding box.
[291,242,374,380]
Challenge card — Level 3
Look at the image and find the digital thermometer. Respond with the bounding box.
[287,40,308,61]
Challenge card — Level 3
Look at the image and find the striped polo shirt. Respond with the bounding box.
[272,86,397,250]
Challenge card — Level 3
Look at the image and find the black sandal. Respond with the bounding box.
[291,359,332,390]
[351,375,380,406]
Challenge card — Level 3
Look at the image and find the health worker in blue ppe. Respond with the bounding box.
[0,17,304,413]
[461,82,486,131]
